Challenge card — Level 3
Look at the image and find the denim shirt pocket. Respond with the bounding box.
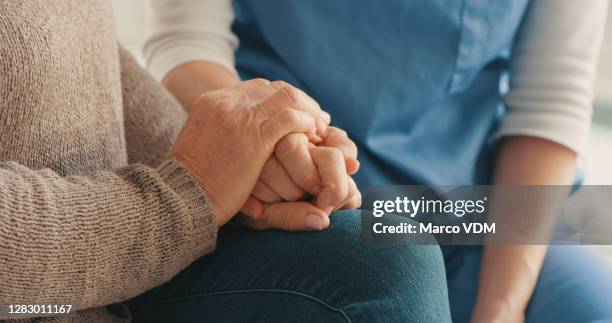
[448,0,530,94]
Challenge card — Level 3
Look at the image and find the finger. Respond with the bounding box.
[341,177,362,210]
[323,127,360,175]
[257,81,330,134]
[240,201,330,231]
[324,127,357,159]
[259,108,317,146]
[251,180,283,203]
[275,133,321,195]
[260,156,306,201]
[240,195,264,220]
[309,146,349,214]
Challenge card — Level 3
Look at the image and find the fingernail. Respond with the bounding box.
[323,207,334,215]
[306,214,324,230]
[311,185,322,195]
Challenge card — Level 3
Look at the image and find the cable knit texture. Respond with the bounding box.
[0,1,218,322]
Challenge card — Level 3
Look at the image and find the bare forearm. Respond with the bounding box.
[162,61,240,112]
[472,136,576,322]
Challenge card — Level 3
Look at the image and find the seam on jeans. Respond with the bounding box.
[131,288,352,322]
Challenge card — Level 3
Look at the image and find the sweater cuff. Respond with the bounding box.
[157,159,218,257]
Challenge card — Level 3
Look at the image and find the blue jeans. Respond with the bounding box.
[445,245,612,323]
[126,211,451,322]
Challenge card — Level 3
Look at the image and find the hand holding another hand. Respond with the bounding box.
[171,79,330,227]
[240,126,362,231]
[171,77,360,232]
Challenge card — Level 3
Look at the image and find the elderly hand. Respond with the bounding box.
[171,79,330,227]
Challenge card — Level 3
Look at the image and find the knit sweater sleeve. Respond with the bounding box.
[0,159,217,319]
[120,46,188,167]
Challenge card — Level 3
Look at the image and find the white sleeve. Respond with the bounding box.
[143,0,238,81]
[498,0,608,156]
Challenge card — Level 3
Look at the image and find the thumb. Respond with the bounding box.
[240,202,330,232]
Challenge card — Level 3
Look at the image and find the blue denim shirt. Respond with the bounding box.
[232,0,530,187]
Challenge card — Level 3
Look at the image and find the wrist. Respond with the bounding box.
[162,61,240,111]
[472,294,526,323]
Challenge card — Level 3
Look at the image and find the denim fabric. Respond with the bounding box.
[127,211,451,322]
[443,245,612,323]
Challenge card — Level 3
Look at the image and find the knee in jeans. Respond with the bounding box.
[315,210,449,321]
[325,210,446,296]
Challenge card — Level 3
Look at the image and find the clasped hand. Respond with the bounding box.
[172,78,360,232]
[240,124,361,231]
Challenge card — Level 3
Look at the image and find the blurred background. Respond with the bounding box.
[111,0,612,185]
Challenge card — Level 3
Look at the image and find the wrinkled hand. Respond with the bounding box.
[172,79,330,227]
[240,126,362,231]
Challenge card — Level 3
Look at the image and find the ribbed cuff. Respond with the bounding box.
[157,159,218,257]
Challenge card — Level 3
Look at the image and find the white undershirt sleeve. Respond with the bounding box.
[143,0,238,81]
[498,0,608,156]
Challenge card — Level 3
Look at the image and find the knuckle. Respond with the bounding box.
[270,80,288,89]
[331,127,348,138]
[210,97,235,115]
[251,78,270,87]
[193,92,216,108]
[327,179,349,202]
[278,83,300,106]
[282,210,295,230]
[282,216,294,231]
[281,108,301,126]
[275,135,302,160]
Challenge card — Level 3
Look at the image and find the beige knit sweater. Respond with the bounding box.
[0,1,218,322]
